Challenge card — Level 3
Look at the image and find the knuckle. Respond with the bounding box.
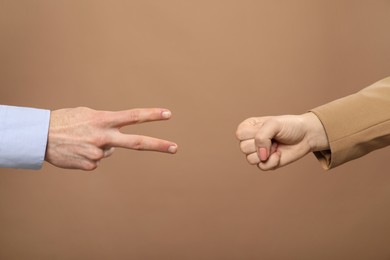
[246,117,258,124]
[248,160,258,166]
[86,148,105,161]
[257,156,280,171]
[247,154,259,165]
[241,139,255,153]
[254,132,269,146]
[254,134,263,144]
[257,163,270,171]
[236,127,250,140]
[258,163,277,171]
[128,110,141,123]
[76,107,106,127]
[236,118,252,136]
[246,117,262,127]
[75,107,96,117]
[132,137,144,150]
[90,134,109,147]
[82,161,98,171]
[235,128,244,139]
[257,162,266,170]
[235,129,241,139]
[239,141,246,151]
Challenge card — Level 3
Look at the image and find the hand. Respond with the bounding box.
[45,107,178,171]
[236,112,329,171]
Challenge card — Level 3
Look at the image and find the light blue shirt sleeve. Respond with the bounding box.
[0,105,50,169]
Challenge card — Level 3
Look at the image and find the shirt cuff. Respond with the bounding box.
[0,105,50,169]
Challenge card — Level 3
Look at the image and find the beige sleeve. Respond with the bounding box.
[310,77,390,170]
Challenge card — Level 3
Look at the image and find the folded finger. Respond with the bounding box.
[257,151,281,171]
[246,152,260,165]
[240,139,257,154]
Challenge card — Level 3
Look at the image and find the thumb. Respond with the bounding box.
[254,118,281,161]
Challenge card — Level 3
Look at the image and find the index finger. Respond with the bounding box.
[106,108,172,127]
[236,117,268,140]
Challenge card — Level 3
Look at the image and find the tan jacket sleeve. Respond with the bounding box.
[310,77,390,170]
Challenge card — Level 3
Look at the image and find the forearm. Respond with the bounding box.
[310,77,390,169]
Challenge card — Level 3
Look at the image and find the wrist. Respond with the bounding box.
[302,112,329,152]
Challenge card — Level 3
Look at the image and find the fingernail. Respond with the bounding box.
[168,145,177,153]
[259,148,268,161]
[162,111,171,119]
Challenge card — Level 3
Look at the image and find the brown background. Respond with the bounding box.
[1,1,390,259]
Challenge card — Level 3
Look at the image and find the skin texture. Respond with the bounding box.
[45,107,177,171]
[236,112,329,171]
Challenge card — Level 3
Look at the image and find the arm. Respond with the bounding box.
[310,76,390,169]
[0,106,177,171]
[236,77,390,170]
